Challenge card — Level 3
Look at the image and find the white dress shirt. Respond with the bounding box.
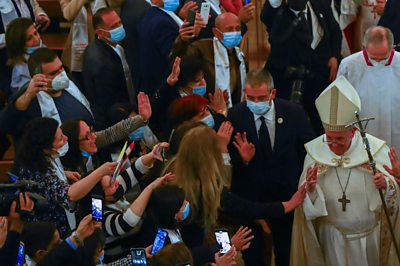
[252,101,276,149]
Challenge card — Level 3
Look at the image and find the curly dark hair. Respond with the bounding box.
[15,117,58,173]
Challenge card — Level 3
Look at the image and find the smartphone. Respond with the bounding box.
[91,196,103,222]
[188,9,196,26]
[150,228,168,255]
[215,229,232,255]
[131,248,148,266]
[16,241,24,266]
[200,2,211,24]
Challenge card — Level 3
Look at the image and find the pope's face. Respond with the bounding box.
[325,128,356,156]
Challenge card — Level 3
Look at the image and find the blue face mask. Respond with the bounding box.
[129,127,145,141]
[98,254,104,265]
[163,0,180,11]
[105,25,126,43]
[26,39,43,55]
[177,202,190,221]
[201,114,215,128]
[246,100,271,115]
[81,150,94,158]
[192,85,206,96]
[222,31,242,49]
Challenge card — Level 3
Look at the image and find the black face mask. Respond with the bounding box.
[287,0,308,11]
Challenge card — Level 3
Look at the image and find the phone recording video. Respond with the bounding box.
[17,241,25,266]
[91,197,103,222]
[151,228,168,255]
[215,229,232,255]
[131,248,147,266]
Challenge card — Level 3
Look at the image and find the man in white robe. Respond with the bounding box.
[290,76,400,266]
[337,26,400,150]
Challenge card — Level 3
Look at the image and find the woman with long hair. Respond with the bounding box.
[6,17,43,92]
[12,117,115,237]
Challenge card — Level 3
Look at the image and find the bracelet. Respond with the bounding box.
[65,237,78,250]
[72,231,84,247]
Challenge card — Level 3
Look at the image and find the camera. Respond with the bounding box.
[0,177,48,216]
[285,65,312,105]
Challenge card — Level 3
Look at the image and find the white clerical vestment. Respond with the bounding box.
[290,132,400,266]
[337,50,400,151]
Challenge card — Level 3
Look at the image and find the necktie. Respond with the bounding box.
[259,116,272,154]
[116,45,136,106]
[297,10,312,46]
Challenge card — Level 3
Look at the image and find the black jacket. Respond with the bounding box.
[228,98,315,202]
[82,39,132,130]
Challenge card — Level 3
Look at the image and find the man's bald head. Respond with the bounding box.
[364,26,394,62]
[215,13,240,30]
[212,13,241,44]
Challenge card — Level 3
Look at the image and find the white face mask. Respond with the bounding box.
[51,71,70,91]
[52,142,69,158]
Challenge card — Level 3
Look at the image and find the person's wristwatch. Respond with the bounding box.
[72,231,84,247]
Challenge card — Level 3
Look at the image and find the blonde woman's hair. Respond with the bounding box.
[173,125,224,229]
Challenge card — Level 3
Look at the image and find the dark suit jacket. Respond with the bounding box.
[82,39,131,129]
[227,99,314,202]
[261,0,341,71]
[120,0,151,89]
[378,0,400,46]
[137,7,179,96]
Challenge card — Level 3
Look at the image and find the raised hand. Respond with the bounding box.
[305,164,318,192]
[178,1,198,20]
[167,57,181,86]
[383,147,400,184]
[231,226,254,251]
[238,3,255,23]
[233,132,255,164]
[208,89,228,116]
[138,92,152,122]
[283,184,306,213]
[75,214,101,242]
[151,142,170,161]
[179,21,196,41]
[217,121,234,153]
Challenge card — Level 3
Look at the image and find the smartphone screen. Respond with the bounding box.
[215,229,232,255]
[131,248,147,266]
[151,228,168,255]
[243,0,250,5]
[91,197,103,222]
[188,9,196,26]
[16,241,24,266]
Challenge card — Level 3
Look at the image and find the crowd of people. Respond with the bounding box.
[0,0,399,265]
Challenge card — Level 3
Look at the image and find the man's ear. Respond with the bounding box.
[212,27,221,39]
[34,249,47,262]
[270,88,277,100]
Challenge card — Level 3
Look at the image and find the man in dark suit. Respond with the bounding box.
[378,0,400,50]
[228,69,314,266]
[82,8,135,130]
[120,0,151,89]
[137,0,182,96]
[261,0,341,135]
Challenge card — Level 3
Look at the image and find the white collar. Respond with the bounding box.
[305,131,386,168]
[252,100,275,122]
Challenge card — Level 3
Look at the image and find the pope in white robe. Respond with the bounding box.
[290,76,400,266]
[337,26,400,151]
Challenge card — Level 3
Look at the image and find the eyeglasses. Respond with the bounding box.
[79,127,96,141]
[322,136,347,145]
